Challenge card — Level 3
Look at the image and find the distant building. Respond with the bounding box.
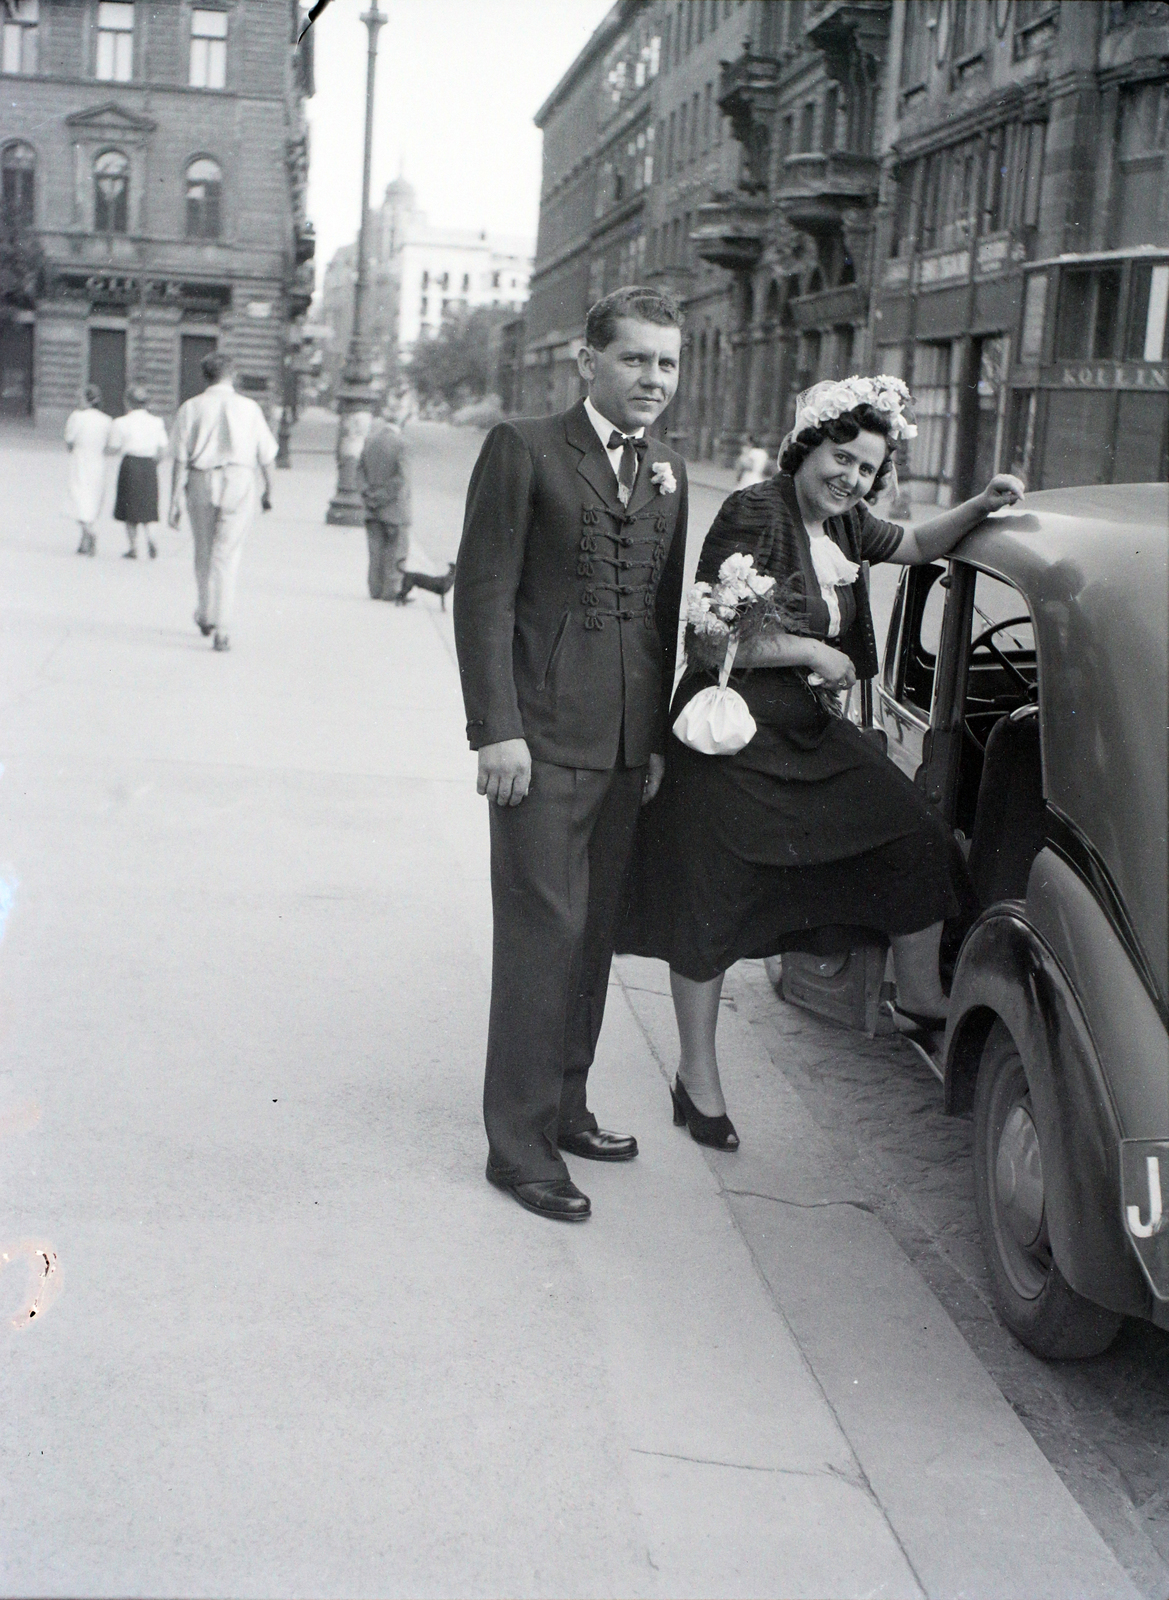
[0,0,315,426]
[317,177,532,393]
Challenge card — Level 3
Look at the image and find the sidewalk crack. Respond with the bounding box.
[724,1188,875,1214]
[629,1446,837,1481]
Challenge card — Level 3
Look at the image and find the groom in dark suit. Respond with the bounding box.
[454,286,687,1221]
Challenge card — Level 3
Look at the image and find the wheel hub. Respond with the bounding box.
[995,1103,1045,1249]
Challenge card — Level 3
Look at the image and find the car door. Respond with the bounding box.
[875,561,947,782]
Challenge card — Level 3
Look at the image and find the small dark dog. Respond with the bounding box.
[397,562,457,609]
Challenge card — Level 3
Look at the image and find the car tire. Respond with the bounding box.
[973,1021,1123,1360]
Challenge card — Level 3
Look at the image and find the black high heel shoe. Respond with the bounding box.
[670,1076,739,1151]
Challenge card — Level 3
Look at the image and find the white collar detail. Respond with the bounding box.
[584,395,644,452]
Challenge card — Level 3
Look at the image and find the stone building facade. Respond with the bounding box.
[525,0,1168,490]
[0,0,315,427]
[874,0,1168,500]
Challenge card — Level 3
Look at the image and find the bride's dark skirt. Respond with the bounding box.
[618,668,976,982]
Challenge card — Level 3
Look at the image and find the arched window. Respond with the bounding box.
[94,149,129,233]
[185,157,221,239]
[1,141,35,228]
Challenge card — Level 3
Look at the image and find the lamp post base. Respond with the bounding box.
[326,366,380,525]
[325,488,366,526]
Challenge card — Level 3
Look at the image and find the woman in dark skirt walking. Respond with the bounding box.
[619,376,1025,1149]
[108,384,169,559]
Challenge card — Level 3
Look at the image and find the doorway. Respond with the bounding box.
[180,333,217,404]
[88,328,126,415]
[0,322,33,416]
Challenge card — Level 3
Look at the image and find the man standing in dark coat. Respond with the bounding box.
[358,394,411,600]
[454,286,688,1222]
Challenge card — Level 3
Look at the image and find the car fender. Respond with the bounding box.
[945,908,1152,1319]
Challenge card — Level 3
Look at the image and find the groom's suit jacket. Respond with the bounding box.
[454,399,688,770]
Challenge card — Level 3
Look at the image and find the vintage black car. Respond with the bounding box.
[869,483,1167,1358]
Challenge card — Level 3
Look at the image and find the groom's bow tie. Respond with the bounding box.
[607,430,647,504]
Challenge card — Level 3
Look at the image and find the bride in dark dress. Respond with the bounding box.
[620,376,1025,1149]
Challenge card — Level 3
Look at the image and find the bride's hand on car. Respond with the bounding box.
[980,473,1025,512]
[808,641,857,691]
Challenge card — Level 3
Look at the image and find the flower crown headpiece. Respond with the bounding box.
[792,374,918,443]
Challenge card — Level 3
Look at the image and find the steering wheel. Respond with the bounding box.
[964,616,1036,754]
[971,616,1035,696]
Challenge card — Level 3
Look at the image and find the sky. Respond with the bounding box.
[304,0,614,285]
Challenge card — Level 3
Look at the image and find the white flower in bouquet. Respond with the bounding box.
[716,551,776,603]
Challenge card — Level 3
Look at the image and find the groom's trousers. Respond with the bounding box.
[484,756,645,1184]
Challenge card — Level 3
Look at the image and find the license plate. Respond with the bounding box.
[1121,1139,1169,1300]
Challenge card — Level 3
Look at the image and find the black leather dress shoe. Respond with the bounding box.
[557,1128,638,1162]
[486,1166,591,1221]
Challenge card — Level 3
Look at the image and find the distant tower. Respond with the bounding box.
[380,173,417,260]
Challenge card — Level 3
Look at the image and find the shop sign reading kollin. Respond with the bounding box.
[1055,361,1168,390]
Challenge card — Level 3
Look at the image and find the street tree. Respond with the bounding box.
[406,305,512,410]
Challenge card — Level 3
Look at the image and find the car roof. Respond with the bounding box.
[951,484,1168,1003]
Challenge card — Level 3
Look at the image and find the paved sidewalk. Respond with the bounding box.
[0,438,1138,1597]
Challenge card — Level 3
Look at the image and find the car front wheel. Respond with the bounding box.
[973,1022,1123,1360]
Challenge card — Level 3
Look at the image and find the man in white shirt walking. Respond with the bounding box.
[170,350,277,652]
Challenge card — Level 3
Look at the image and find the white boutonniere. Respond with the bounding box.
[651,461,676,495]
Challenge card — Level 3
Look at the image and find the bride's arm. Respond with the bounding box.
[735,628,856,689]
[734,628,817,669]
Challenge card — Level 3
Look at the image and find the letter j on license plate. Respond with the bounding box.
[1121,1139,1169,1300]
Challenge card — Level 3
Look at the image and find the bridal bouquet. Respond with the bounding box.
[673,553,840,755]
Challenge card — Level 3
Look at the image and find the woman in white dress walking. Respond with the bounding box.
[65,384,111,555]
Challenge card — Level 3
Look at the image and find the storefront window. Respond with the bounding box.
[1113,392,1169,483]
[1042,392,1114,488]
[909,341,958,491]
[1054,268,1123,360]
[1124,262,1169,361]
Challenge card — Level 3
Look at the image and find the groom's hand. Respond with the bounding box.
[642,753,665,806]
[477,738,532,806]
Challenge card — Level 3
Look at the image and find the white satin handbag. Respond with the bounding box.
[672,637,757,755]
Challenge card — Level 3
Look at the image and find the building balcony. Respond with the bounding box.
[717,48,782,195]
[691,195,770,272]
[803,0,891,83]
[295,221,316,265]
[287,258,315,319]
[776,151,880,235]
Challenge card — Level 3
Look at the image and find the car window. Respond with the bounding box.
[971,572,1035,655]
[900,563,947,716]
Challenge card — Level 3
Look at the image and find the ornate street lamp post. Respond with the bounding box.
[326,0,386,524]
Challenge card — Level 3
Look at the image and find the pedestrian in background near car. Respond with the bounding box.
[454,285,688,1224]
[358,393,411,600]
[65,383,111,556]
[169,350,277,653]
[108,383,168,560]
[735,435,771,488]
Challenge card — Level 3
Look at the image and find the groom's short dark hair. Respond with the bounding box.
[585,286,684,351]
